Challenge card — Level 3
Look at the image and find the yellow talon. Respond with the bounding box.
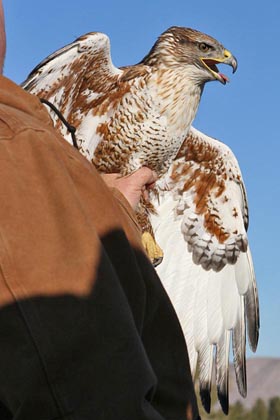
[142,231,164,267]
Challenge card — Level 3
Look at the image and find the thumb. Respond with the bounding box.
[131,167,158,188]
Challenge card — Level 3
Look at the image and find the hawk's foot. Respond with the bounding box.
[141,231,163,267]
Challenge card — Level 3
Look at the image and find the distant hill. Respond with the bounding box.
[229,357,280,408]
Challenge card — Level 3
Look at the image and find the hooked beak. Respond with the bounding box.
[201,49,238,84]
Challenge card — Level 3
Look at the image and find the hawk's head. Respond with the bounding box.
[141,26,237,85]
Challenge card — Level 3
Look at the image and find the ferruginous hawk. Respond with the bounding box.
[22,26,259,415]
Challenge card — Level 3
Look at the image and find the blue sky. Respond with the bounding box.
[3,0,280,358]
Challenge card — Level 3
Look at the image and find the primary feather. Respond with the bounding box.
[22,27,259,414]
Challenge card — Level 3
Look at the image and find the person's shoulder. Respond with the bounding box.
[0,75,54,138]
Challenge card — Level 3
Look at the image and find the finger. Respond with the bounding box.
[132,167,158,186]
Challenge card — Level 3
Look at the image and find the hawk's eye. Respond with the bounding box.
[199,42,210,52]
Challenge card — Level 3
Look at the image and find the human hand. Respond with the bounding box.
[102,167,158,210]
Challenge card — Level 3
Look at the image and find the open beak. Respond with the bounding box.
[201,50,238,84]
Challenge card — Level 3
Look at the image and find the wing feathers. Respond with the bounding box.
[193,274,214,413]
[152,126,260,414]
[22,32,121,94]
[207,270,223,344]
[232,295,247,398]
[158,126,250,272]
[244,248,260,352]
[199,344,214,413]
[216,331,230,414]
[22,32,125,157]
[220,265,239,329]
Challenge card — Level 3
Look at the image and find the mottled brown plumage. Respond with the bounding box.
[22,27,258,415]
[23,27,237,174]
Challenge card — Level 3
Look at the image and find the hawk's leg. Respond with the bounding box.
[136,198,163,267]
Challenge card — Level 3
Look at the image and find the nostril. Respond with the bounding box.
[224,49,231,58]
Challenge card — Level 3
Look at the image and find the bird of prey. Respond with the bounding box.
[22,26,259,414]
